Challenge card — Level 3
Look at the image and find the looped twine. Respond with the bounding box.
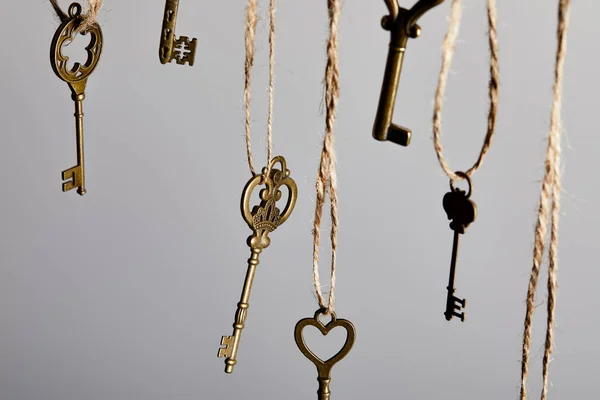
[449,171,472,199]
[432,0,499,182]
[312,0,341,316]
[50,0,103,35]
[520,1,571,399]
[244,0,276,179]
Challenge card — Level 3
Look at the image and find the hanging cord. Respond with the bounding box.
[312,0,341,316]
[520,1,571,399]
[244,0,275,177]
[432,0,499,181]
[50,0,103,33]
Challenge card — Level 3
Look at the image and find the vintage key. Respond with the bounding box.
[442,174,476,322]
[295,309,356,400]
[50,3,103,196]
[218,156,297,373]
[159,0,197,66]
[373,0,445,146]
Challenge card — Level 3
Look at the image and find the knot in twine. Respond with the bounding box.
[50,0,103,34]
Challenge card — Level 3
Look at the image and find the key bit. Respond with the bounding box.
[217,336,233,358]
[159,0,197,66]
[445,292,466,322]
[62,165,84,194]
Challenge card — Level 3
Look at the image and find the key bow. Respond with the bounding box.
[294,309,356,377]
[50,2,103,96]
[241,156,298,249]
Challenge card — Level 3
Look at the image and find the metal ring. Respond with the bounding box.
[449,171,473,198]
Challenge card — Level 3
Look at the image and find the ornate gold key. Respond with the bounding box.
[50,2,103,196]
[159,0,197,66]
[218,156,297,373]
[373,0,445,146]
[295,309,356,400]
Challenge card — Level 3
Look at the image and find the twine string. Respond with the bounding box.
[244,0,275,177]
[50,0,103,34]
[312,0,341,316]
[520,1,571,399]
[432,0,499,182]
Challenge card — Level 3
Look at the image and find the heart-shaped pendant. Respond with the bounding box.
[294,308,356,399]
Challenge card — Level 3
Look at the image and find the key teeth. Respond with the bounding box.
[453,296,466,322]
[445,295,466,322]
[62,166,82,193]
[217,336,233,358]
[172,36,197,66]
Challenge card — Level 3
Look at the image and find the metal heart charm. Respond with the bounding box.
[294,309,356,375]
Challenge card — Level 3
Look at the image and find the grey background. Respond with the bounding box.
[0,1,598,399]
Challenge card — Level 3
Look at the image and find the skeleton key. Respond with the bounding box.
[218,156,297,373]
[295,309,356,400]
[50,3,103,196]
[159,0,197,66]
[373,0,445,146]
[442,173,476,322]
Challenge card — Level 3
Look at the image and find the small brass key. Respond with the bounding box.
[373,0,445,146]
[295,309,356,400]
[159,0,197,66]
[218,156,297,373]
[442,173,476,322]
[50,3,103,196]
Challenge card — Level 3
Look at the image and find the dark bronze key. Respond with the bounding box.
[442,178,476,322]
[373,0,445,146]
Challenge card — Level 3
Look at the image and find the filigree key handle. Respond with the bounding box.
[295,309,356,400]
[159,0,197,66]
[373,0,445,146]
[50,3,103,196]
[442,172,476,322]
[218,156,297,373]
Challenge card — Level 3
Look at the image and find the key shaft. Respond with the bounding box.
[62,92,86,195]
[317,377,331,400]
[445,230,466,321]
[218,247,262,373]
[447,229,460,290]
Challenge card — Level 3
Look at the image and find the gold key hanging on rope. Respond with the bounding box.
[159,0,197,66]
[372,0,445,146]
[432,0,499,321]
[294,1,355,398]
[217,0,296,373]
[50,2,103,196]
[218,157,297,373]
